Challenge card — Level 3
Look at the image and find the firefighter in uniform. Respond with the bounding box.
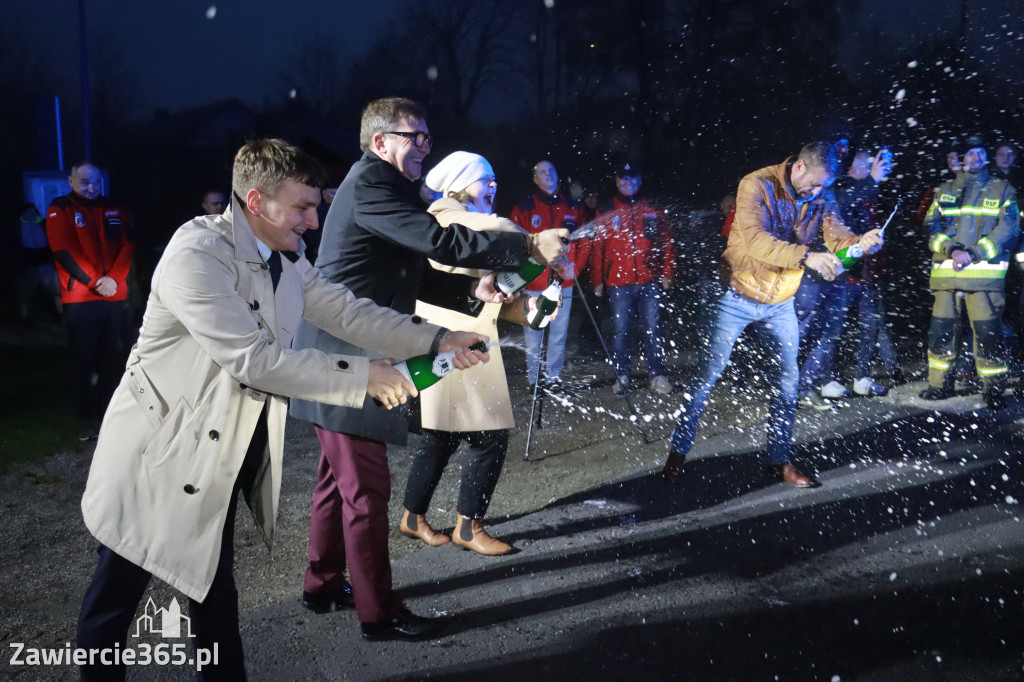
[920,134,1020,409]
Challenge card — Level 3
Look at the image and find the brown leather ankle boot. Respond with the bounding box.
[452,515,513,556]
[399,510,450,546]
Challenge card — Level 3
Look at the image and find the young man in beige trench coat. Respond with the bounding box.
[75,139,487,681]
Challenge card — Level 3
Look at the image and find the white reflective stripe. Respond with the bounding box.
[928,358,950,370]
[977,237,997,259]
[931,234,950,253]
[977,366,1008,376]
[940,207,1002,217]
[931,260,1008,271]
[1015,252,1024,263]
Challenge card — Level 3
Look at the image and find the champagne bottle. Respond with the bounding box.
[835,242,864,268]
[394,341,489,392]
[494,257,546,297]
[835,203,897,268]
[526,282,562,330]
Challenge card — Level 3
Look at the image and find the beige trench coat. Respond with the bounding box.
[415,198,521,432]
[81,201,443,602]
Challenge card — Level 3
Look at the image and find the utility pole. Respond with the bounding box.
[79,0,93,160]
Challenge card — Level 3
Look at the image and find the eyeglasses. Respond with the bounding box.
[384,131,433,149]
[20,215,43,224]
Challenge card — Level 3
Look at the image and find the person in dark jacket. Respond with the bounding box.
[796,146,896,407]
[290,97,569,642]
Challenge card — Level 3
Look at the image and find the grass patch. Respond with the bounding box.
[0,344,80,472]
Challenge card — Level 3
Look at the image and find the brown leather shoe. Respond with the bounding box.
[399,510,450,546]
[452,515,513,556]
[768,462,820,488]
[661,451,686,480]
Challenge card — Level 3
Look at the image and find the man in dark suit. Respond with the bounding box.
[291,97,569,641]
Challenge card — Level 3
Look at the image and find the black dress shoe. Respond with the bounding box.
[919,386,954,401]
[360,607,446,642]
[301,583,355,614]
[985,393,1007,410]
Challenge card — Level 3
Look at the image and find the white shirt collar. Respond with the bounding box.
[254,237,272,263]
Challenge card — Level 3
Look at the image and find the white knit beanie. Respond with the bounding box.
[424,151,494,197]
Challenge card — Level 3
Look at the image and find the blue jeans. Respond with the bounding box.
[670,290,799,464]
[607,282,664,379]
[796,279,854,394]
[524,285,573,384]
[853,282,898,377]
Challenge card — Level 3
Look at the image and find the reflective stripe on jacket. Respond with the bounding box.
[927,171,1020,291]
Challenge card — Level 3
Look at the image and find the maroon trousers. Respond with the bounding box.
[304,428,399,623]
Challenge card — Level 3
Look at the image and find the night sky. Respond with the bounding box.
[13,0,1023,119]
[14,0,400,114]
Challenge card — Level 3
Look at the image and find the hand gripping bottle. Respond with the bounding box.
[393,341,489,392]
[835,202,898,268]
[835,242,864,268]
[526,282,563,329]
[494,257,546,297]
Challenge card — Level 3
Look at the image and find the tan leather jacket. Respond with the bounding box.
[724,158,859,304]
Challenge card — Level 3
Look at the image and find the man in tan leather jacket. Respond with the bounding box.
[661,141,882,488]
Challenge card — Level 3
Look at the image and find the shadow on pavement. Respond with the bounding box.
[397,408,1021,648]
[391,567,1024,682]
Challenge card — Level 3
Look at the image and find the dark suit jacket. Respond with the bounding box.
[290,151,529,444]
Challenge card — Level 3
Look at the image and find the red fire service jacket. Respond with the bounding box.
[509,190,591,291]
[590,195,675,289]
[46,193,134,304]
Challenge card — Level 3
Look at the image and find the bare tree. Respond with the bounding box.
[404,0,524,124]
[280,35,346,119]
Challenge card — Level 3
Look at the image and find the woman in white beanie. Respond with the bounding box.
[399,151,524,556]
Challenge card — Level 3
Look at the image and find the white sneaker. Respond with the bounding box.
[853,377,889,397]
[799,393,834,411]
[820,380,853,399]
[649,375,674,394]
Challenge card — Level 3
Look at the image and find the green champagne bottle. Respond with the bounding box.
[835,243,864,268]
[835,203,897,268]
[526,282,563,330]
[495,257,546,297]
[394,341,489,392]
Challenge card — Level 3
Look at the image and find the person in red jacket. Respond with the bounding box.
[591,162,676,394]
[46,161,134,433]
[509,160,591,389]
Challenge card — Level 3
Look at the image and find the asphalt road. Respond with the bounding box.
[2,360,1022,681]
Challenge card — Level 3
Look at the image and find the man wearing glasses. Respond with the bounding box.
[291,97,569,641]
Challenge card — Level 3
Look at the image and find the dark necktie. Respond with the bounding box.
[267,251,282,292]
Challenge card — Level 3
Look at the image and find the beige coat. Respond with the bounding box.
[416,198,518,431]
[81,201,443,602]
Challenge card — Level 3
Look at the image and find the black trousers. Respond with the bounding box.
[403,429,509,520]
[63,300,127,423]
[77,410,267,681]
